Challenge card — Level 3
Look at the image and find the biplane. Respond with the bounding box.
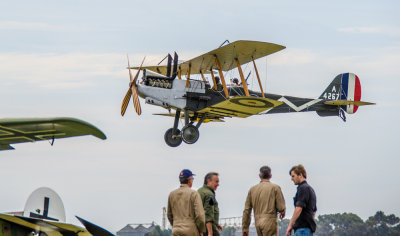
[121,40,374,147]
[0,187,114,236]
[0,117,106,150]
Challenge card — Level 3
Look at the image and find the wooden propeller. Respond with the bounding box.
[121,56,145,116]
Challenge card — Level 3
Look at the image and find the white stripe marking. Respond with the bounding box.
[347,73,356,113]
[263,97,322,113]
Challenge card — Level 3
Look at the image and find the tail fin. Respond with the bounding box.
[320,73,361,114]
[23,187,66,222]
[76,216,115,236]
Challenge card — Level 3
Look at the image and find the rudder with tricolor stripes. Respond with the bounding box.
[319,73,362,114]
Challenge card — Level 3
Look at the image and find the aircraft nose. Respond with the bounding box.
[136,84,145,98]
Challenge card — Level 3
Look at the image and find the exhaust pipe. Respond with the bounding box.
[166,54,172,77]
[171,52,178,80]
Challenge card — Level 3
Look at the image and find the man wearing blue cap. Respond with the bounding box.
[168,169,206,236]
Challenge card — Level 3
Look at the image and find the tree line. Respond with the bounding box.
[145,211,399,236]
[278,211,399,236]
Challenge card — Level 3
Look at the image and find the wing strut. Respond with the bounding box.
[200,70,207,82]
[210,70,218,90]
[214,56,229,98]
[185,64,192,88]
[252,58,265,98]
[178,66,182,80]
[235,58,250,96]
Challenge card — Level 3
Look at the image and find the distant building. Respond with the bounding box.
[117,223,156,236]
[219,216,257,236]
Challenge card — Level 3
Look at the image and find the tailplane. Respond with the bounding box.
[319,73,374,114]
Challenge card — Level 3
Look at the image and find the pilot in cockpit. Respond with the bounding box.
[214,76,223,91]
[232,78,240,86]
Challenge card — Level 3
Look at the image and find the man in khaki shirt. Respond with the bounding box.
[242,166,286,236]
[168,169,206,236]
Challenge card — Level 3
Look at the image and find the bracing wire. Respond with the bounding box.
[265,57,268,93]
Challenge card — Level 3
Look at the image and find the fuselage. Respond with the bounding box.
[137,78,337,117]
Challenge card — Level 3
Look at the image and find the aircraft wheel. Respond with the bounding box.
[164,128,182,147]
[181,124,200,144]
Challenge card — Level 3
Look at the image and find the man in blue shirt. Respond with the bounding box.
[286,165,317,236]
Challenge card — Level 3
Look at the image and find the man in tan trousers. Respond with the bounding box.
[168,169,206,236]
[242,166,286,236]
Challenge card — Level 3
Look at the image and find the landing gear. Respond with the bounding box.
[164,128,182,147]
[163,109,206,147]
[181,124,199,144]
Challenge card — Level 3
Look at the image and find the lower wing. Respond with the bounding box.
[197,96,283,118]
[0,117,106,150]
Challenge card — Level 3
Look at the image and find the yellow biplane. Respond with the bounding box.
[121,40,374,147]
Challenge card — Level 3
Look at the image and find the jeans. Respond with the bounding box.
[293,228,313,236]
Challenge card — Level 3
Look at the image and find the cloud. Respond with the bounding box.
[0,21,57,31]
[324,48,400,78]
[338,26,400,36]
[0,21,118,33]
[0,53,126,89]
[268,48,318,66]
[0,52,199,90]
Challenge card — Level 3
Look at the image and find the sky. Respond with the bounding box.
[0,0,399,233]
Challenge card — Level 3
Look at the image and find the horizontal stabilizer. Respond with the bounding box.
[324,100,375,106]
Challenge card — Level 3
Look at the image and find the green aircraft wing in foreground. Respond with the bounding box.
[0,117,106,150]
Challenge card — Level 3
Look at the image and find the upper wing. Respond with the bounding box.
[0,117,106,150]
[132,40,285,76]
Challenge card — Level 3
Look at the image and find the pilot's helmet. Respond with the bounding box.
[232,78,239,84]
[215,76,220,84]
